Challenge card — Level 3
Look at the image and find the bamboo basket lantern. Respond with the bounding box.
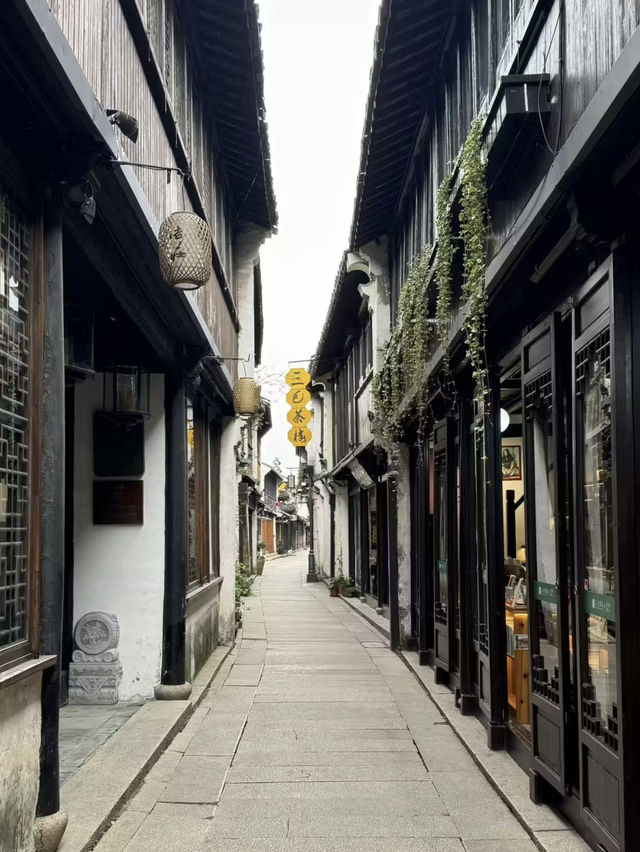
[159,212,212,290]
[233,377,261,416]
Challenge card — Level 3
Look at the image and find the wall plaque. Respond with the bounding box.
[93,480,143,525]
[94,412,144,477]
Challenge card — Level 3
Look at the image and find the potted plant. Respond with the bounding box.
[336,574,349,595]
[329,578,340,597]
[342,582,357,598]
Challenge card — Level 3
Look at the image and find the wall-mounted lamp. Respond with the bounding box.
[103,366,151,417]
[500,408,510,433]
[159,212,212,290]
[346,251,369,275]
[107,110,139,143]
[77,181,96,225]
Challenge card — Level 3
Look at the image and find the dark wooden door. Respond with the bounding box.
[522,314,575,795]
[572,259,622,850]
[433,418,456,677]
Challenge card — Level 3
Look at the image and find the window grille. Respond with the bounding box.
[576,330,610,395]
[0,192,31,654]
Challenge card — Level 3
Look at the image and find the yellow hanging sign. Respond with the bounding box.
[285,368,311,388]
[286,386,311,407]
[288,426,312,447]
[287,407,312,427]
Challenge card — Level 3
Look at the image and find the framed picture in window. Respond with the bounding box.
[501,444,522,480]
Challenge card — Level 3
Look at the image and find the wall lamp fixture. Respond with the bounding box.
[106,109,139,143]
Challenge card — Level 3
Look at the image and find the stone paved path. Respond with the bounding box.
[60,703,142,785]
[96,552,538,851]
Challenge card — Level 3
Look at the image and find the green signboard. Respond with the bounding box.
[584,591,616,622]
[533,581,557,604]
[437,559,448,574]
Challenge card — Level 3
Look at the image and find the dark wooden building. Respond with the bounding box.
[0,0,275,847]
[311,1,640,849]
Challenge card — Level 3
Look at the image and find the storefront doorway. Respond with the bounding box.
[518,258,622,850]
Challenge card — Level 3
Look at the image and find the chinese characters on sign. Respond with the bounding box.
[285,368,312,447]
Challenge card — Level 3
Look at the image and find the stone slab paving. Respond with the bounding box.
[97,552,584,851]
[59,703,142,785]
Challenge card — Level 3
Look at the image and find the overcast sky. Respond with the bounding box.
[257,0,380,476]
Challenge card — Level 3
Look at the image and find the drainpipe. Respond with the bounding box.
[155,372,191,700]
[34,198,69,849]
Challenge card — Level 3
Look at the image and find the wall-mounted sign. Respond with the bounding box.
[349,459,374,489]
[285,369,312,447]
[584,591,616,622]
[288,426,312,447]
[93,480,144,525]
[286,386,311,407]
[287,407,312,427]
[285,368,311,387]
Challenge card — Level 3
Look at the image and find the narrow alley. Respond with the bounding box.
[96,553,540,851]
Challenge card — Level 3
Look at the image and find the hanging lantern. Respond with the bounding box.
[233,377,261,416]
[103,366,151,417]
[158,212,212,290]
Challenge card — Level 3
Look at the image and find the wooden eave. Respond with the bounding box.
[350,0,452,249]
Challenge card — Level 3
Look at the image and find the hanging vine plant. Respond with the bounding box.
[459,114,489,407]
[371,114,490,453]
[371,245,433,454]
[435,172,454,353]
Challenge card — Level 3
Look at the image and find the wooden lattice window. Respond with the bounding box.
[0,190,34,664]
[186,399,212,589]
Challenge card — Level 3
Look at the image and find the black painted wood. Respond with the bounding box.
[486,371,507,748]
[161,372,187,686]
[37,201,65,817]
[458,396,477,713]
[388,479,400,651]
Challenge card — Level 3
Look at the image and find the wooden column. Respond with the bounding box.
[486,372,507,748]
[458,397,477,713]
[388,477,400,651]
[157,371,190,696]
[37,201,65,819]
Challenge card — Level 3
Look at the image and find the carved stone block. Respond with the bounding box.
[68,612,122,705]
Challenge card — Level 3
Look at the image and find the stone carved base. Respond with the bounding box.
[33,811,68,852]
[68,660,123,704]
[154,682,192,701]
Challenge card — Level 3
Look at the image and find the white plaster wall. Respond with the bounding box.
[312,486,328,578]
[333,488,350,578]
[218,415,240,644]
[73,374,165,701]
[395,446,413,644]
[0,674,41,852]
[360,239,391,374]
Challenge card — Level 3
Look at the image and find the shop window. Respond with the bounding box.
[576,331,617,752]
[502,364,530,733]
[186,399,212,588]
[0,192,35,665]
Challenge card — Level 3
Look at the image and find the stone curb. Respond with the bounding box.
[331,591,589,852]
[58,642,234,852]
[319,574,391,640]
[399,651,589,852]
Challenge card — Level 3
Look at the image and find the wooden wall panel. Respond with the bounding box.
[49,0,238,358]
[388,0,640,304]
